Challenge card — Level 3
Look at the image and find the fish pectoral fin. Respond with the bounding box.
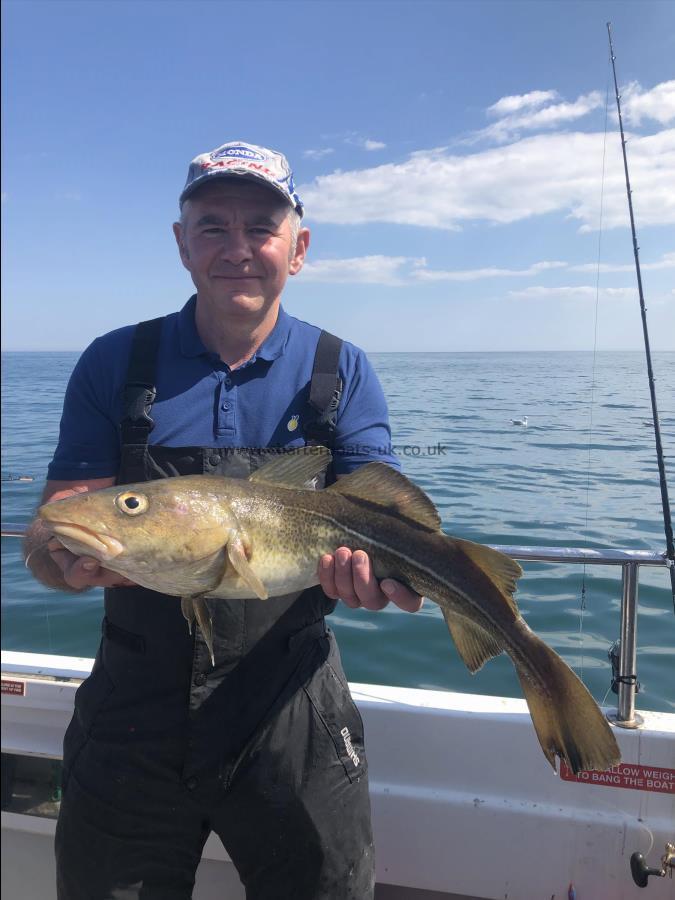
[455,539,523,613]
[181,596,195,635]
[248,447,332,489]
[227,537,268,600]
[441,609,503,673]
[328,463,441,532]
[192,595,215,667]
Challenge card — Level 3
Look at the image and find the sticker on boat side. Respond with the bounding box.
[1,679,26,696]
[560,761,674,794]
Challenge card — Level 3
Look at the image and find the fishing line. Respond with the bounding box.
[578,62,611,685]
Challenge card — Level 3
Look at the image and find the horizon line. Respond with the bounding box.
[3,347,674,355]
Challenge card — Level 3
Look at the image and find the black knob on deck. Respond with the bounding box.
[630,852,663,888]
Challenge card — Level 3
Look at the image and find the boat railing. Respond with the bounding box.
[1,523,669,729]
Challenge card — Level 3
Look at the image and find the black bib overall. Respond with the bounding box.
[55,319,375,900]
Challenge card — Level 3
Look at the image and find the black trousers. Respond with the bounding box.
[55,654,374,900]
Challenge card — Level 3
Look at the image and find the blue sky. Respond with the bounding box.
[2,0,674,352]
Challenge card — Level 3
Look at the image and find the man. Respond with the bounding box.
[25,140,422,900]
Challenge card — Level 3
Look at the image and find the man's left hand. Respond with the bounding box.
[319,548,424,612]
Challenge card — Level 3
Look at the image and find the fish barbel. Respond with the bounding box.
[38,448,620,775]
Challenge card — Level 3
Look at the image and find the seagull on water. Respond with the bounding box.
[511,416,528,427]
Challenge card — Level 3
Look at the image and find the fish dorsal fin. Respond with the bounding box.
[328,462,441,532]
[455,538,522,613]
[248,447,332,489]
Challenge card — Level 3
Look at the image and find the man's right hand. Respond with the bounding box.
[46,538,136,591]
[24,477,137,593]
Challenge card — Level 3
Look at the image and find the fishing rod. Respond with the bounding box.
[606,22,675,611]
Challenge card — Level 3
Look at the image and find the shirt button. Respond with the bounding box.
[225,377,232,387]
[221,402,230,411]
[193,673,206,686]
[185,777,199,791]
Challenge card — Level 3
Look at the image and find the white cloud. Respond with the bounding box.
[622,81,675,126]
[475,91,604,143]
[299,252,675,286]
[341,133,387,151]
[303,148,335,160]
[508,286,636,300]
[300,128,675,231]
[413,260,567,282]
[487,90,559,117]
[299,255,419,286]
[570,251,675,273]
[300,257,570,286]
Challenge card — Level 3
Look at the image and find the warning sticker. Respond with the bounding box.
[1,679,26,697]
[560,761,675,794]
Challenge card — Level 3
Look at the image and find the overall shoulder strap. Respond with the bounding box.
[120,316,165,448]
[304,330,343,448]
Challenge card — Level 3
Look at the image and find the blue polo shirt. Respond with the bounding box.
[48,296,399,480]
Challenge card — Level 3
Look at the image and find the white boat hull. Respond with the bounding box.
[2,651,674,899]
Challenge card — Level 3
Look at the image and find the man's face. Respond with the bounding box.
[173,180,309,318]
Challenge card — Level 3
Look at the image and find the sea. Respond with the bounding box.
[2,350,674,713]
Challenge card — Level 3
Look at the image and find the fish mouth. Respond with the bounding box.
[45,521,124,560]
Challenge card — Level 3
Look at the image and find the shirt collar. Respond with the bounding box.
[178,295,208,358]
[178,295,291,364]
[253,305,291,363]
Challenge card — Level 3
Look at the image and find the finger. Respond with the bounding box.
[352,551,389,611]
[333,547,360,607]
[61,556,132,590]
[62,555,103,590]
[46,485,89,503]
[381,579,425,613]
[48,546,79,575]
[318,554,339,600]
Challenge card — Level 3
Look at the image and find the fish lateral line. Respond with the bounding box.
[274,501,513,593]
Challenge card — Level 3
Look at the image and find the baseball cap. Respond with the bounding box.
[179,141,304,217]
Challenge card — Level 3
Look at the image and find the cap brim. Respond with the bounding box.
[179,170,302,216]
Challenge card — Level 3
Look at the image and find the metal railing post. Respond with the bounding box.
[609,562,643,728]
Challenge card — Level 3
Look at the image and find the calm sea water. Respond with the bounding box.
[2,350,674,712]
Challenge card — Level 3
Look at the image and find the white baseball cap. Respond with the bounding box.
[179,140,304,216]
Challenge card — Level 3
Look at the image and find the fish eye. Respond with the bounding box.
[114,491,149,516]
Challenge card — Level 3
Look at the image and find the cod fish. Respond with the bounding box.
[39,448,620,775]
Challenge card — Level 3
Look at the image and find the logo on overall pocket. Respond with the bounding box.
[287,414,300,432]
[340,726,360,767]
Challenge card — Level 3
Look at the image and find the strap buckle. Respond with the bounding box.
[122,382,157,428]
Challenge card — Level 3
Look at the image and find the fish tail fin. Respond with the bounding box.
[192,595,215,666]
[513,621,620,775]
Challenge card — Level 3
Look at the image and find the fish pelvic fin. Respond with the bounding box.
[181,596,195,635]
[455,539,522,615]
[328,463,441,532]
[193,595,215,667]
[440,608,504,672]
[248,446,332,489]
[513,621,621,775]
[227,536,268,600]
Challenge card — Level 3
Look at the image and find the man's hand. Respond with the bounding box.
[46,538,136,591]
[319,548,423,612]
[24,479,137,593]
